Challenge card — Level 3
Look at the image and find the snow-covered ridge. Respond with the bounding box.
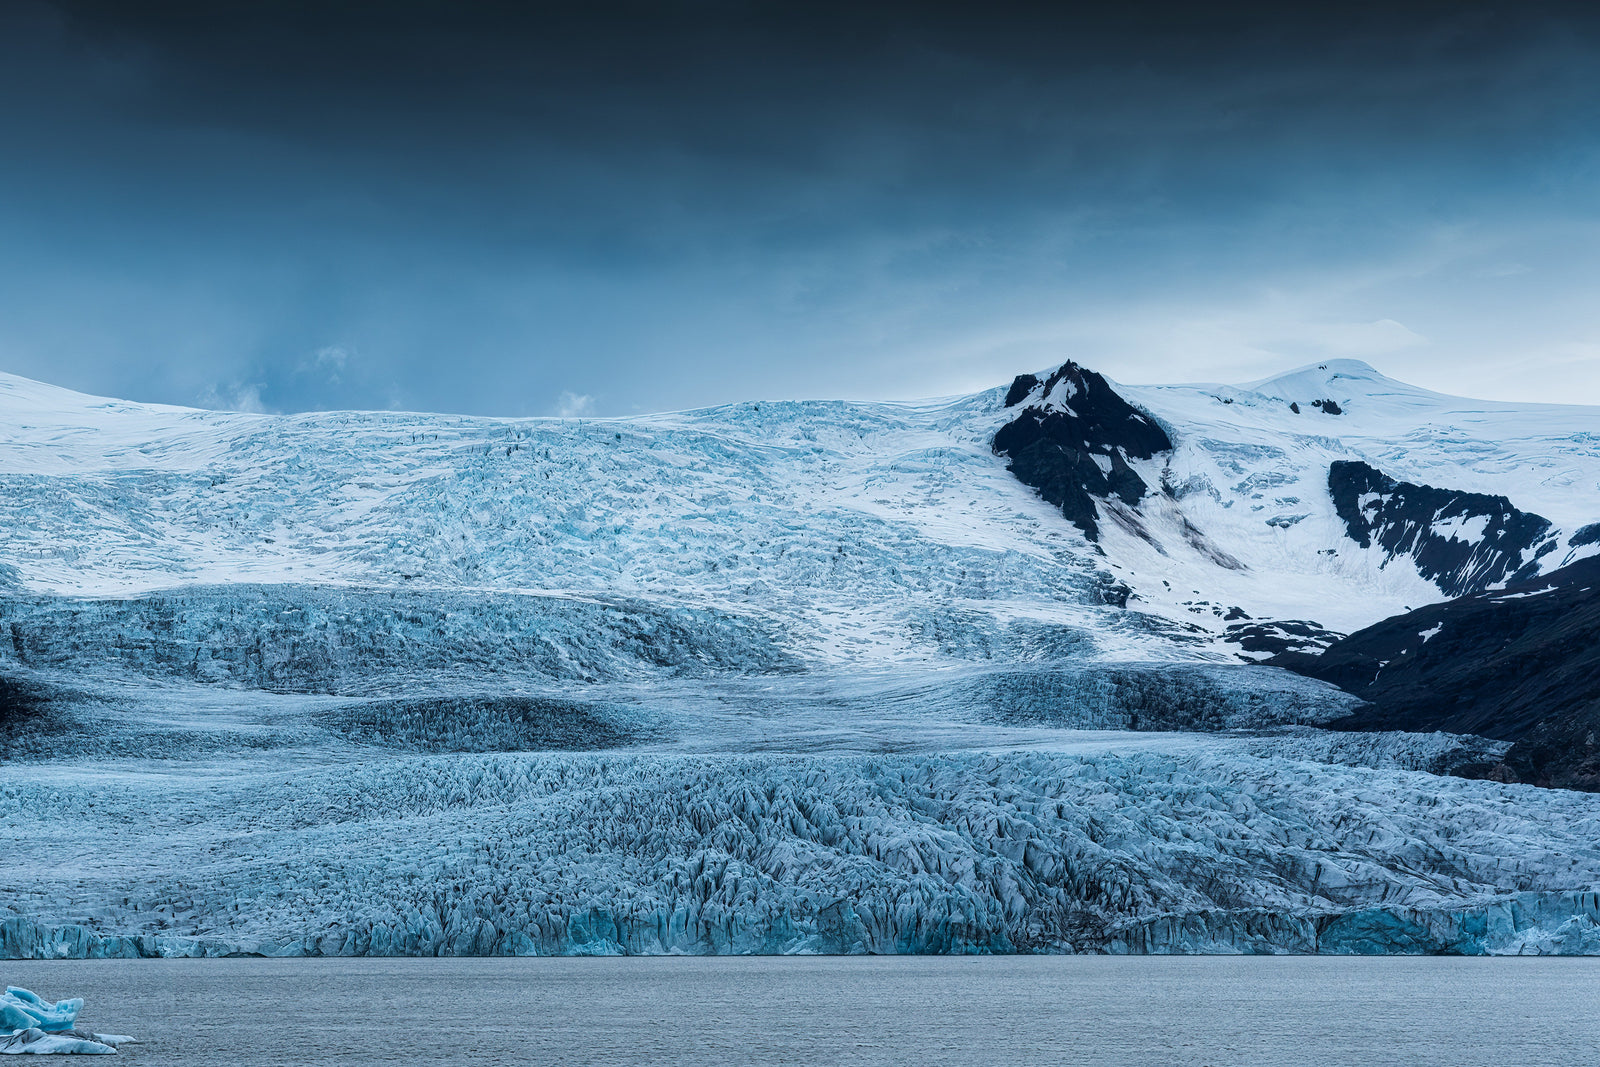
[1327,459,1554,597]
[1128,358,1600,532]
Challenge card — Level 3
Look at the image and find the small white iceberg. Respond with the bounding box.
[1,989,132,1056]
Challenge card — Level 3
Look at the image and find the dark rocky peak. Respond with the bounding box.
[994,361,1172,541]
[999,363,1171,458]
[1328,459,1555,597]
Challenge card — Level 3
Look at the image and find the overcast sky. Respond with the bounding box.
[2,1,1598,415]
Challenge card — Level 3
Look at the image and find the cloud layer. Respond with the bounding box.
[1,1,1598,412]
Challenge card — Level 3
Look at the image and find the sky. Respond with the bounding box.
[1,0,1598,416]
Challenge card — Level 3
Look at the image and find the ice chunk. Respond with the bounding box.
[0,1027,117,1054]
[0,991,79,1034]
[0,990,125,1055]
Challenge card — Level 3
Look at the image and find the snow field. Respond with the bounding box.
[1113,359,1600,635]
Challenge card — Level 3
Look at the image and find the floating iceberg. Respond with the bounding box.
[0,991,78,1035]
[0,989,128,1056]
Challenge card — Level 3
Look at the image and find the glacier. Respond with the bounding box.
[4,747,1599,958]
[2,361,1599,956]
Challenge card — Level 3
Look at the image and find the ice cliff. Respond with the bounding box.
[5,749,1600,958]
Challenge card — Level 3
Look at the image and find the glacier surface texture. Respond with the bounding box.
[2,360,1599,955]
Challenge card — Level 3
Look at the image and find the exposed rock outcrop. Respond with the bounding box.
[994,362,1172,540]
[1328,460,1554,596]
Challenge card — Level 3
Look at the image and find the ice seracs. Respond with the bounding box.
[4,748,1600,957]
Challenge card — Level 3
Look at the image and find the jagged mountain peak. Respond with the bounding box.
[993,361,1172,542]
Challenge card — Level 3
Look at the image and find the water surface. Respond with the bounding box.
[13,955,1597,1066]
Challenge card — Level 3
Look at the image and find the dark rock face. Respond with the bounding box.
[994,362,1172,540]
[1572,522,1600,549]
[1328,460,1554,597]
[1271,555,1600,791]
[1311,399,1342,415]
[1003,374,1040,407]
[1224,619,1344,657]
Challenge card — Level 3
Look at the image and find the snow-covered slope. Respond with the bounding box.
[0,372,1147,667]
[4,359,1597,667]
[1094,359,1600,644]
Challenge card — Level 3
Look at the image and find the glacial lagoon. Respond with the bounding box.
[13,955,1599,1066]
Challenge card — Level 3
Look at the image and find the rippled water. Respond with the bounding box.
[12,955,1598,1066]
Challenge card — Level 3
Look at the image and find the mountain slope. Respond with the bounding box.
[1327,459,1554,596]
[1099,359,1600,646]
[1272,555,1600,790]
[992,361,1173,541]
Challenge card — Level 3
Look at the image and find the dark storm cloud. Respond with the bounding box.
[2,2,1599,412]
